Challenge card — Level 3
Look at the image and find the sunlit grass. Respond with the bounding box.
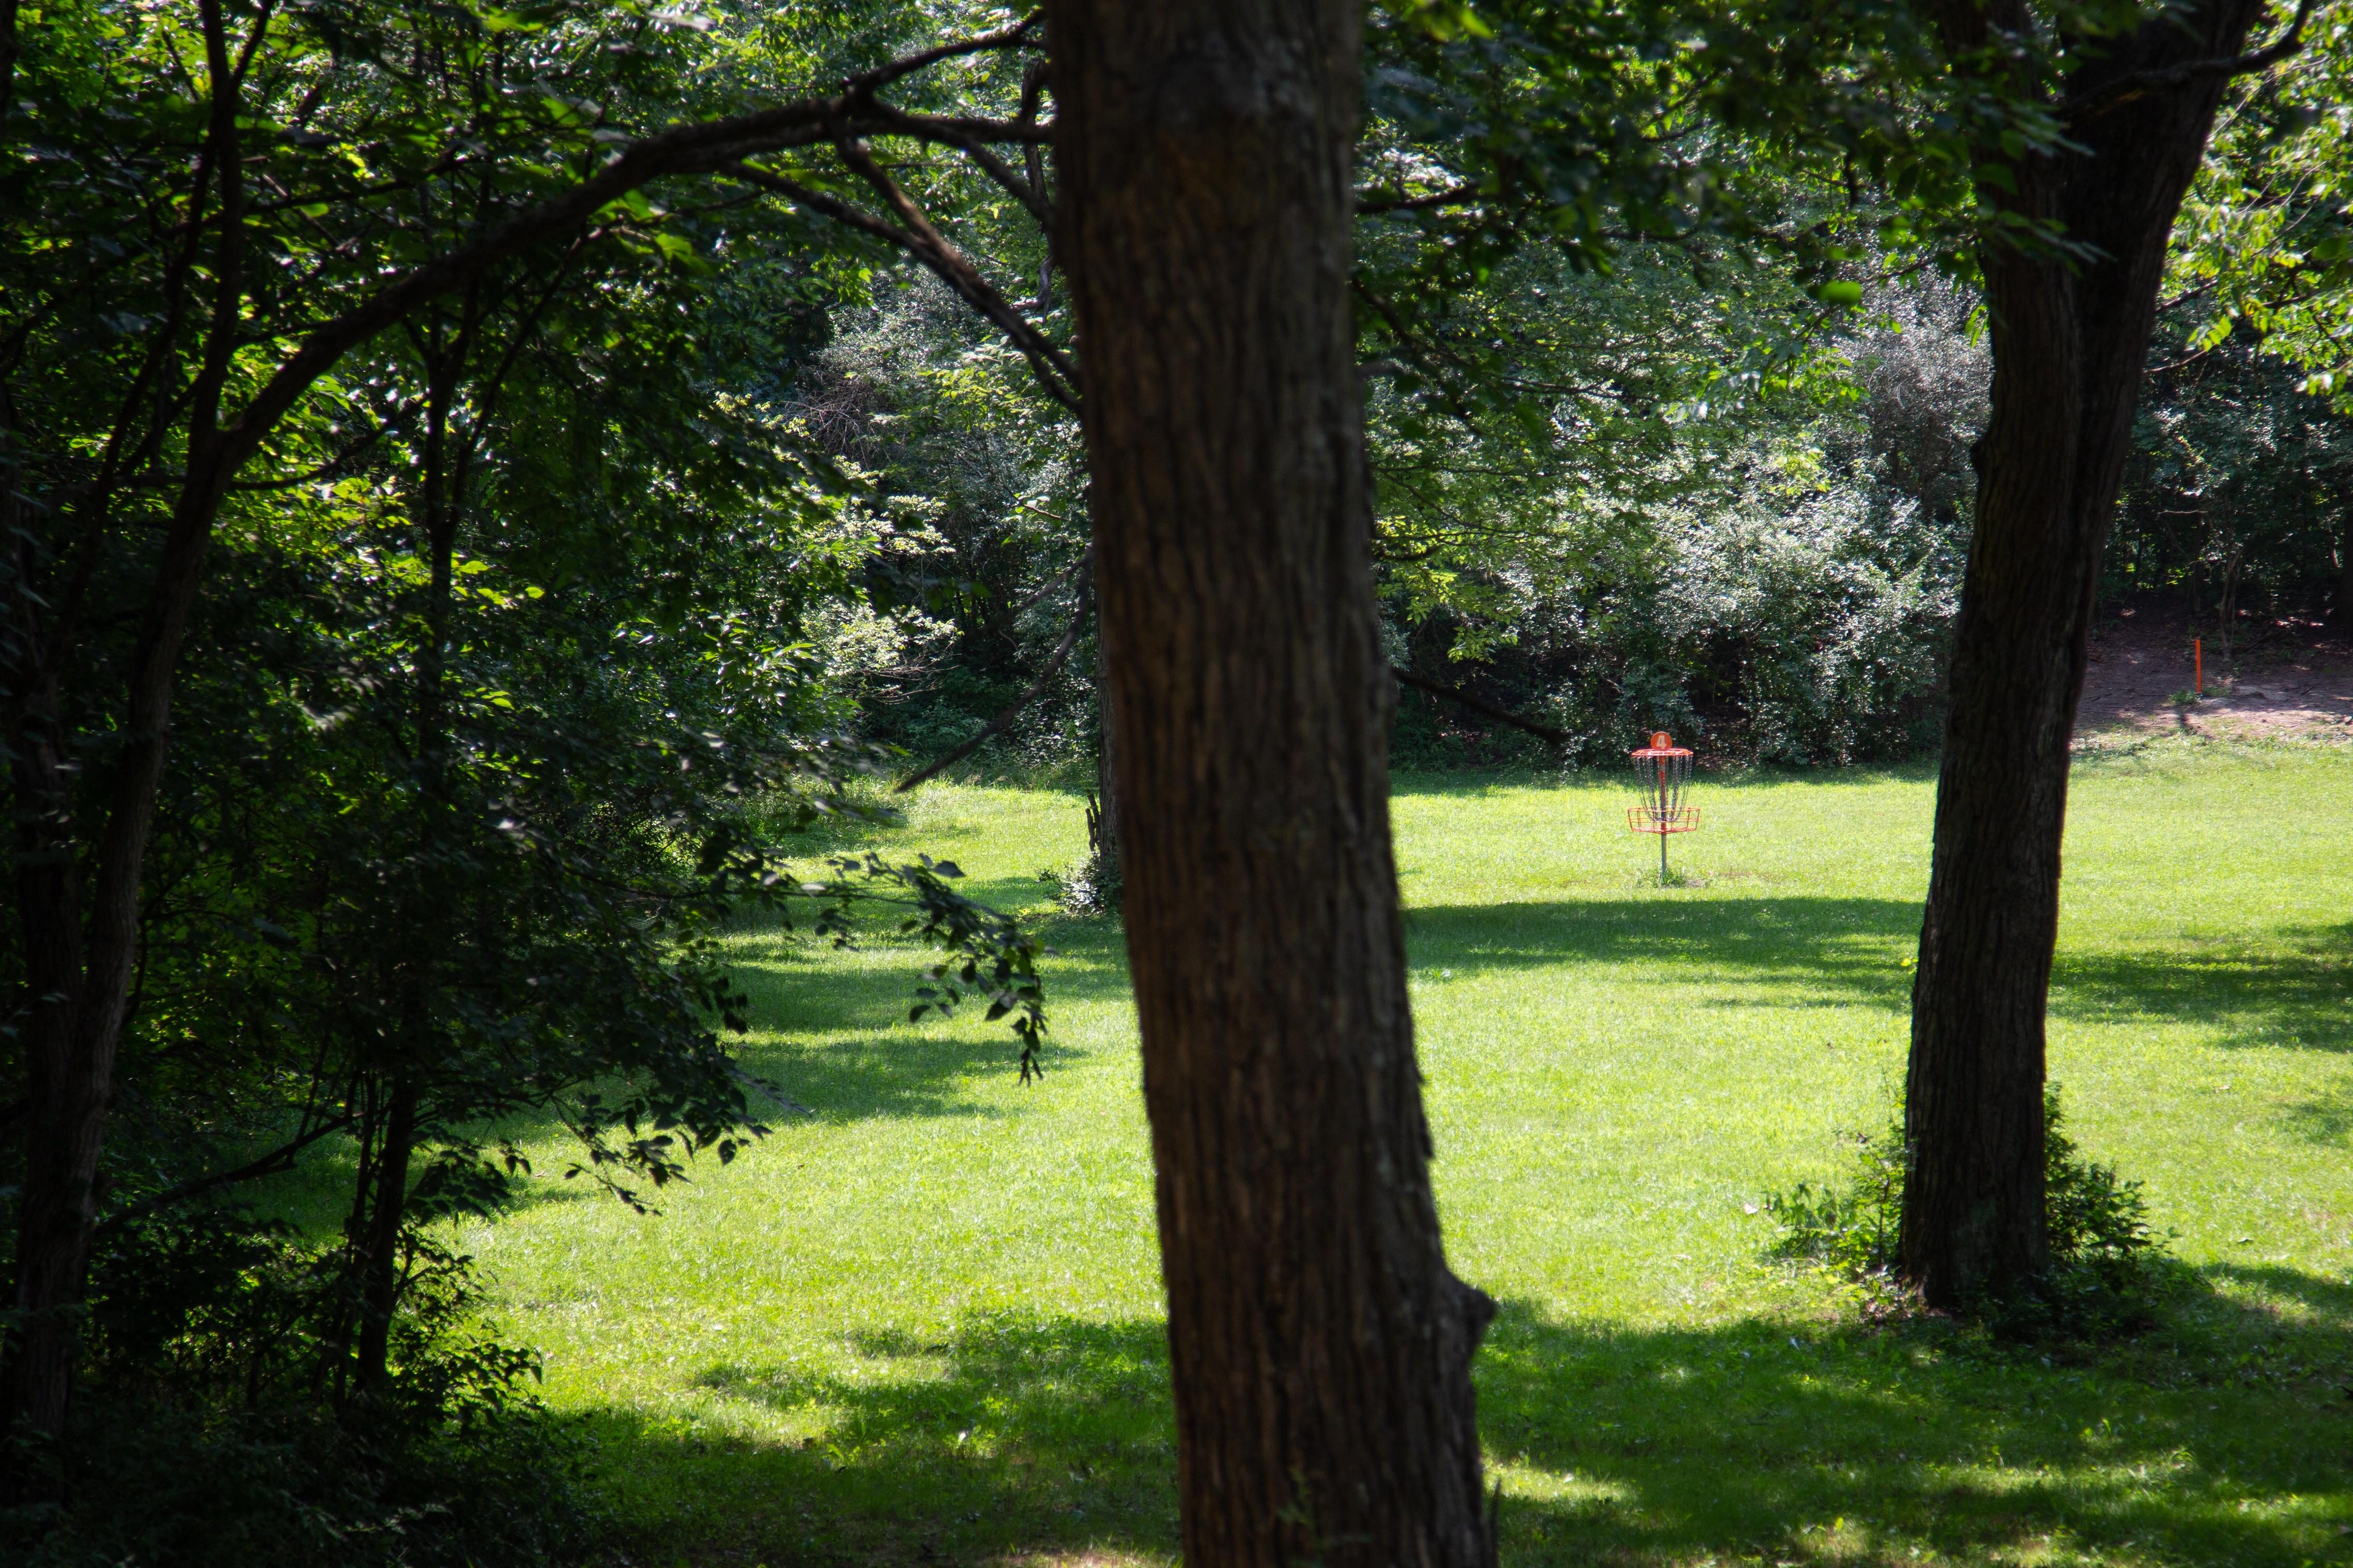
[459,735,2353,1566]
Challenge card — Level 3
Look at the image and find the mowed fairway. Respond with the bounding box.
[458,740,2353,1567]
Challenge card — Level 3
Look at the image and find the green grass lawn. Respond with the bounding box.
[457,737,2353,1567]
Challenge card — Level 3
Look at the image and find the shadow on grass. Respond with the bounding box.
[2048,922,2353,1054]
[1389,763,1943,800]
[1477,1276,2353,1566]
[578,1314,1179,1565]
[1400,897,1921,1014]
[710,912,1136,1125]
[1402,897,2351,1052]
[2282,1075,2353,1148]
[572,1271,2351,1567]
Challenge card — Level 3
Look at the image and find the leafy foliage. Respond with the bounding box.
[2167,0,2353,411]
[1,1,1056,1549]
[1765,1087,2176,1336]
[1374,264,1980,767]
[1,1207,605,1568]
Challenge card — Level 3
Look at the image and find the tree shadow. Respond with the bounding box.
[572,1268,2352,1567]
[2046,923,2353,1053]
[1390,763,1942,801]
[579,1313,1179,1565]
[1479,1275,2353,1566]
[1397,897,2351,1058]
[1400,896,1923,1011]
[2280,1074,2353,1148]
[2198,1260,2353,1319]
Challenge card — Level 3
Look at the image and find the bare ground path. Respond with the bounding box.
[2081,603,2353,744]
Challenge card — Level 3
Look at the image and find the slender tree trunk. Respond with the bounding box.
[352,1078,418,1395]
[1902,0,2270,1307]
[351,322,475,1397]
[1049,5,1493,1564]
[2335,483,2350,625]
[3,9,251,1445]
[8,478,251,1432]
[5,704,93,1447]
[1089,611,1122,907]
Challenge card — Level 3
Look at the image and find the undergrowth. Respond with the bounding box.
[1,1211,607,1568]
[1765,1086,2177,1337]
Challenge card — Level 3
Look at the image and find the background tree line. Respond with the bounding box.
[843,230,2350,783]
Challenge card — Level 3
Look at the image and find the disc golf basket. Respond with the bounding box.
[1628,731,1699,883]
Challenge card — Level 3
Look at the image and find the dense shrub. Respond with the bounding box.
[0,1211,604,1568]
[1375,276,1983,769]
[1567,481,1960,764]
[1765,1086,2175,1336]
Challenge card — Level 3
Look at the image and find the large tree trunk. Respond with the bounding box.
[1048,5,1494,1565]
[1902,0,2271,1307]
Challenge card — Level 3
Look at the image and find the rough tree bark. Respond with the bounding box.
[1048,4,1494,1565]
[1902,0,2276,1306]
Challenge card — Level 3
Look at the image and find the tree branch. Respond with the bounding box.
[1351,282,1483,429]
[867,101,1051,226]
[837,137,1083,403]
[1393,668,1570,745]
[2062,0,2316,123]
[844,11,1039,97]
[97,1113,359,1234]
[1005,544,1093,620]
[897,588,1091,792]
[861,106,1059,145]
[731,154,1080,411]
[226,420,388,490]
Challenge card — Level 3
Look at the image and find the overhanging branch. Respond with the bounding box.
[1393,667,1570,745]
[729,153,1080,412]
[897,587,1092,792]
[838,137,1083,407]
[2061,0,2316,123]
[845,10,1039,97]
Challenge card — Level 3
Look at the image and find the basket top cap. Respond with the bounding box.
[1631,730,1693,758]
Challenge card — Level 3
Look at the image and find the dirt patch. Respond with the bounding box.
[2080,604,2353,745]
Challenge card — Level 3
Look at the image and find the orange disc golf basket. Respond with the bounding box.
[1628,731,1699,884]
